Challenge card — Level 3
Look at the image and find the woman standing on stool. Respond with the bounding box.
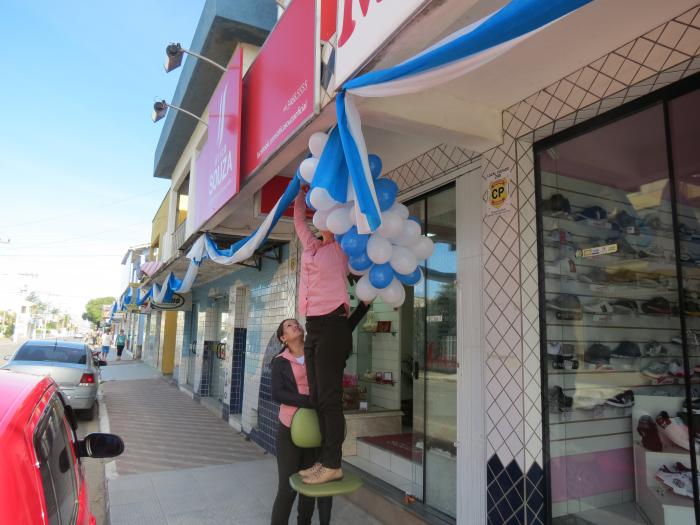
[270,307,367,524]
[293,188,352,485]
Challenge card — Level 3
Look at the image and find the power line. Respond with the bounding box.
[0,253,123,257]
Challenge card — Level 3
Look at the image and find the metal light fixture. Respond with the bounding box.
[152,100,207,126]
[164,43,226,73]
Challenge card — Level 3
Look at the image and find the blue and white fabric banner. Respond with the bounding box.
[121,0,589,309]
[336,0,591,232]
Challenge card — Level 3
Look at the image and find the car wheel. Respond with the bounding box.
[79,402,97,421]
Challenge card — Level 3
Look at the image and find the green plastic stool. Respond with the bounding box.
[289,472,363,497]
[288,408,362,496]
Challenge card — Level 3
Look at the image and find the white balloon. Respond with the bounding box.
[366,234,393,265]
[389,202,409,220]
[326,207,353,235]
[312,209,330,231]
[376,211,403,239]
[355,274,378,302]
[309,188,338,211]
[379,278,405,307]
[349,263,370,276]
[410,236,435,261]
[390,246,417,275]
[395,219,421,246]
[299,157,319,184]
[308,132,328,158]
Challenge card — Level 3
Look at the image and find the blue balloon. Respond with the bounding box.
[305,192,316,211]
[369,263,394,289]
[341,226,369,257]
[335,233,345,244]
[349,251,373,271]
[407,215,422,225]
[375,178,398,212]
[396,266,422,286]
[368,154,382,180]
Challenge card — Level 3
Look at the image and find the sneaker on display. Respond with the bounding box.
[611,341,641,359]
[611,299,639,314]
[641,296,674,315]
[583,300,615,315]
[574,205,608,222]
[551,355,579,370]
[606,390,634,408]
[637,415,663,451]
[584,343,612,366]
[649,375,677,386]
[655,463,697,499]
[548,386,573,413]
[656,411,698,452]
[642,361,669,379]
[578,267,608,285]
[644,341,669,357]
[547,342,575,358]
[668,360,688,378]
[547,294,582,312]
[573,393,604,410]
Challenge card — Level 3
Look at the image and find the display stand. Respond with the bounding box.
[632,395,695,525]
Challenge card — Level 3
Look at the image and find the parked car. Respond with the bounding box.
[0,370,123,525]
[2,340,106,420]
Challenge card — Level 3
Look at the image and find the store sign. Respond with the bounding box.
[484,167,515,218]
[334,0,428,88]
[241,0,317,179]
[256,176,314,219]
[194,48,243,230]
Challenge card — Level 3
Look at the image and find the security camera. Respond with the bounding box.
[152,100,168,123]
[164,43,184,73]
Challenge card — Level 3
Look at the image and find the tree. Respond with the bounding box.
[83,297,116,326]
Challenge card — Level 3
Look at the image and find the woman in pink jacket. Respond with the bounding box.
[293,189,352,485]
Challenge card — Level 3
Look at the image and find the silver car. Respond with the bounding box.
[3,340,102,419]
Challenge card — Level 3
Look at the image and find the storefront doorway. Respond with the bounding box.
[186,304,198,387]
[535,76,700,524]
[344,183,458,520]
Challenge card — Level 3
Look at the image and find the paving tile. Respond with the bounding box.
[109,500,166,525]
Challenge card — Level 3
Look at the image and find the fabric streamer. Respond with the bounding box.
[110,0,591,316]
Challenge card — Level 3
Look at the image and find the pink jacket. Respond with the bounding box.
[294,192,349,316]
[275,349,309,427]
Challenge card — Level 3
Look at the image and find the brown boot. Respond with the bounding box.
[299,462,322,478]
[303,466,343,485]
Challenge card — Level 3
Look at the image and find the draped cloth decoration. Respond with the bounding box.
[115,0,590,313]
[336,0,591,232]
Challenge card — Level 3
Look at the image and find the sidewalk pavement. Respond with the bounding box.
[102,360,382,525]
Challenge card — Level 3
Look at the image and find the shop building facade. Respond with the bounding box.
[126,1,700,524]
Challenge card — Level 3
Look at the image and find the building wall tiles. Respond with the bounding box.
[480,5,700,524]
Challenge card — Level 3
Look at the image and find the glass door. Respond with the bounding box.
[408,185,458,518]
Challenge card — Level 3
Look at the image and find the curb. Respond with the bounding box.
[97,386,117,525]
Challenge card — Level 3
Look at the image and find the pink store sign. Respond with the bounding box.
[194,48,243,230]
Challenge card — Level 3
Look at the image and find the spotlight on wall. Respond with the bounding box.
[152,100,207,126]
[164,43,226,73]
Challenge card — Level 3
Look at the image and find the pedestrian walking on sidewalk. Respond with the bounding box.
[115,329,126,360]
[100,331,111,360]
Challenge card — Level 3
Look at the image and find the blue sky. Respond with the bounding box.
[0,0,205,317]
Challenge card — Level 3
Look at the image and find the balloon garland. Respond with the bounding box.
[297,131,434,307]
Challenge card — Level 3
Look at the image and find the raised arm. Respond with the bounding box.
[294,191,319,250]
[271,358,314,408]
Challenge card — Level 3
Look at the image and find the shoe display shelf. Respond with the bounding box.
[632,395,696,525]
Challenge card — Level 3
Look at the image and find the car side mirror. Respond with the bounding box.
[76,433,124,459]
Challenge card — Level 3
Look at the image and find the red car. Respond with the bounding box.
[0,370,124,525]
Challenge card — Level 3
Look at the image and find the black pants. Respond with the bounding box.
[304,308,351,469]
[271,422,332,525]
[116,346,124,357]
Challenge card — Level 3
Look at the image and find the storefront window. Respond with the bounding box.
[536,89,700,524]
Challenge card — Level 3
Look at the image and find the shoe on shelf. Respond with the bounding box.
[644,341,669,357]
[303,466,343,485]
[611,341,641,359]
[649,375,677,386]
[299,462,322,478]
[642,361,669,379]
[637,415,663,451]
[547,342,575,358]
[641,296,673,315]
[578,267,608,285]
[551,355,579,370]
[583,300,615,314]
[584,343,611,365]
[668,360,688,378]
[683,398,700,415]
[547,294,582,313]
[611,299,638,314]
[548,386,573,413]
[606,390,634,408]
[656,411,697,452]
